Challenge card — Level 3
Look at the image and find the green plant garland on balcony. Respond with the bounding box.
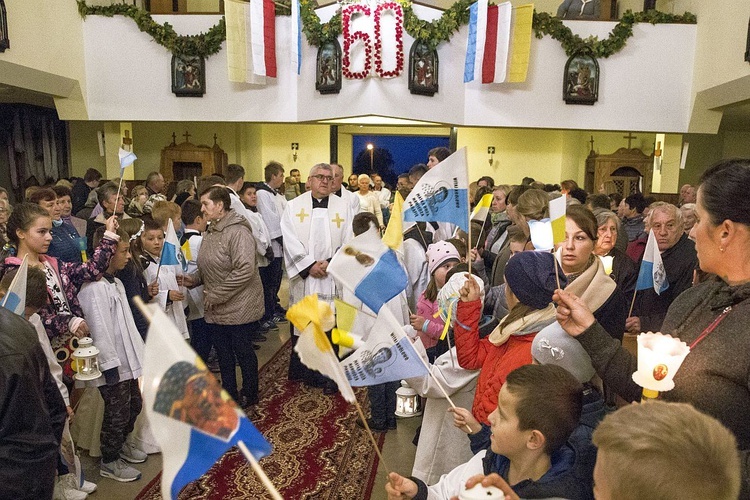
[76,0,695,60]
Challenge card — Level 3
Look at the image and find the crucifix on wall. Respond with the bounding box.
[623,132,637,149]
[122,130,133,151]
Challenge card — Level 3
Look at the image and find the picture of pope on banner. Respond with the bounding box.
[340,311,427,387]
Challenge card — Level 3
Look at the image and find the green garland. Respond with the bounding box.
[76,0,226,58]
[76,0,695,60]
[532,9,697,58]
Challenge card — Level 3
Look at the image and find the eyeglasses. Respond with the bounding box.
[311,174,333,182]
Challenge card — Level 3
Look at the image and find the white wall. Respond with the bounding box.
[78,10,698,132]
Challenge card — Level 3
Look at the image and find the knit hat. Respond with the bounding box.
[504,251,567,310]
[426,241,461,275]
[532,322,595,383]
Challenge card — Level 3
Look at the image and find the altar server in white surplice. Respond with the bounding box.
[281,163,354,388]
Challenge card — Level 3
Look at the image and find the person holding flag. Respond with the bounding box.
[628,202,697,334]
[555,205,627,341]
[137,218,190,340]
[1,203,120,381]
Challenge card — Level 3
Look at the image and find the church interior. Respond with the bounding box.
[1,0,749,498]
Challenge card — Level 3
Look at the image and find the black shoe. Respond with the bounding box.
[253,344,261,350]
[252,335,268,342]
[356,417,387,433]
[387,419,397,430]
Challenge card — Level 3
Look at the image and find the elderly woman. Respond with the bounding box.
[592,208,637,295]
[558,205,627,341]
[188,186,264,407]
[680,203,697,235]
[555,158,750,498]
[355,174,384,229]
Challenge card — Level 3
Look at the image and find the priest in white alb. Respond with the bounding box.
[281,162,354,392]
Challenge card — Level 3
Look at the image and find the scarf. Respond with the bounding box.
[488,303,557,346]
[564,253,616,314]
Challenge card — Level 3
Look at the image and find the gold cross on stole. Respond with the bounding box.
[331,213,344,228]
[296,208,309,223]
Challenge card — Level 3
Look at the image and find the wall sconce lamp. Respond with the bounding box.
[487,146,496,167]
[291,142,299,162]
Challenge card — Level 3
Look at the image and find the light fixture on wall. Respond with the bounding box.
[291,142,299,162]
[487,146,496,167]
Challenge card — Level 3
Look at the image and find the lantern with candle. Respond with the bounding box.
[631,332,690,400]
[395,380,422,417]
[72,337,102,381]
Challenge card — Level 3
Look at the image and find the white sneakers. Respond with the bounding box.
[120,441,148,464]
[53,473,97,500]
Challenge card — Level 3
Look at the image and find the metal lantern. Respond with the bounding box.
[72,337,102,381]
[395,380,422,418]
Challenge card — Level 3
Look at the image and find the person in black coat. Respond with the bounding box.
[0,307,67,499]
[630,203,697,333]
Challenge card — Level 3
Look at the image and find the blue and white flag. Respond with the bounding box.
[636,230,669,294]
[160,219,184,269]
[118,147,137,177]
[328,226,408,314]
[142,305,272,500]
[1,255,27,316]
[291,0,302,75]
[340,308,427,387]
[403,147,470,232]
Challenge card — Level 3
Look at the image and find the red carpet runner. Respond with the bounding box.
[136,340,385,499]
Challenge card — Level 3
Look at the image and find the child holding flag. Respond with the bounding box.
[77,227,147,483]
[410,241,460,363]
[136,218,189,339]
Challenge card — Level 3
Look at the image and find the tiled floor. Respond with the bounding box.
[77,279,421,499]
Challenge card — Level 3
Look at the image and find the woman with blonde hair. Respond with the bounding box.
[355,174,384,229]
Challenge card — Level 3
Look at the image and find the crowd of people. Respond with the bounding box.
[1,152,748,500]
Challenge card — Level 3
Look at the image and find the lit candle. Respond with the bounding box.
[631,332,690,400]
[599,255,614,275]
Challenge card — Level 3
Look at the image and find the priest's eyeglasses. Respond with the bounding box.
[311,174,333,182]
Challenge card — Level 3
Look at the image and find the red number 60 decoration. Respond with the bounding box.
[342,2,404,80]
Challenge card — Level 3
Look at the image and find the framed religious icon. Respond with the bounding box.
[408,40,438,96]
[0,0,9,52]
[171,54,206,97]
[563,53,599,105]
[316,40,342,95]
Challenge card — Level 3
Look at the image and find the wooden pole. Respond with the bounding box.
[380,307,472,433]
[133,296,284,500]
[628,288,638,318]
[237,441,284,500]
